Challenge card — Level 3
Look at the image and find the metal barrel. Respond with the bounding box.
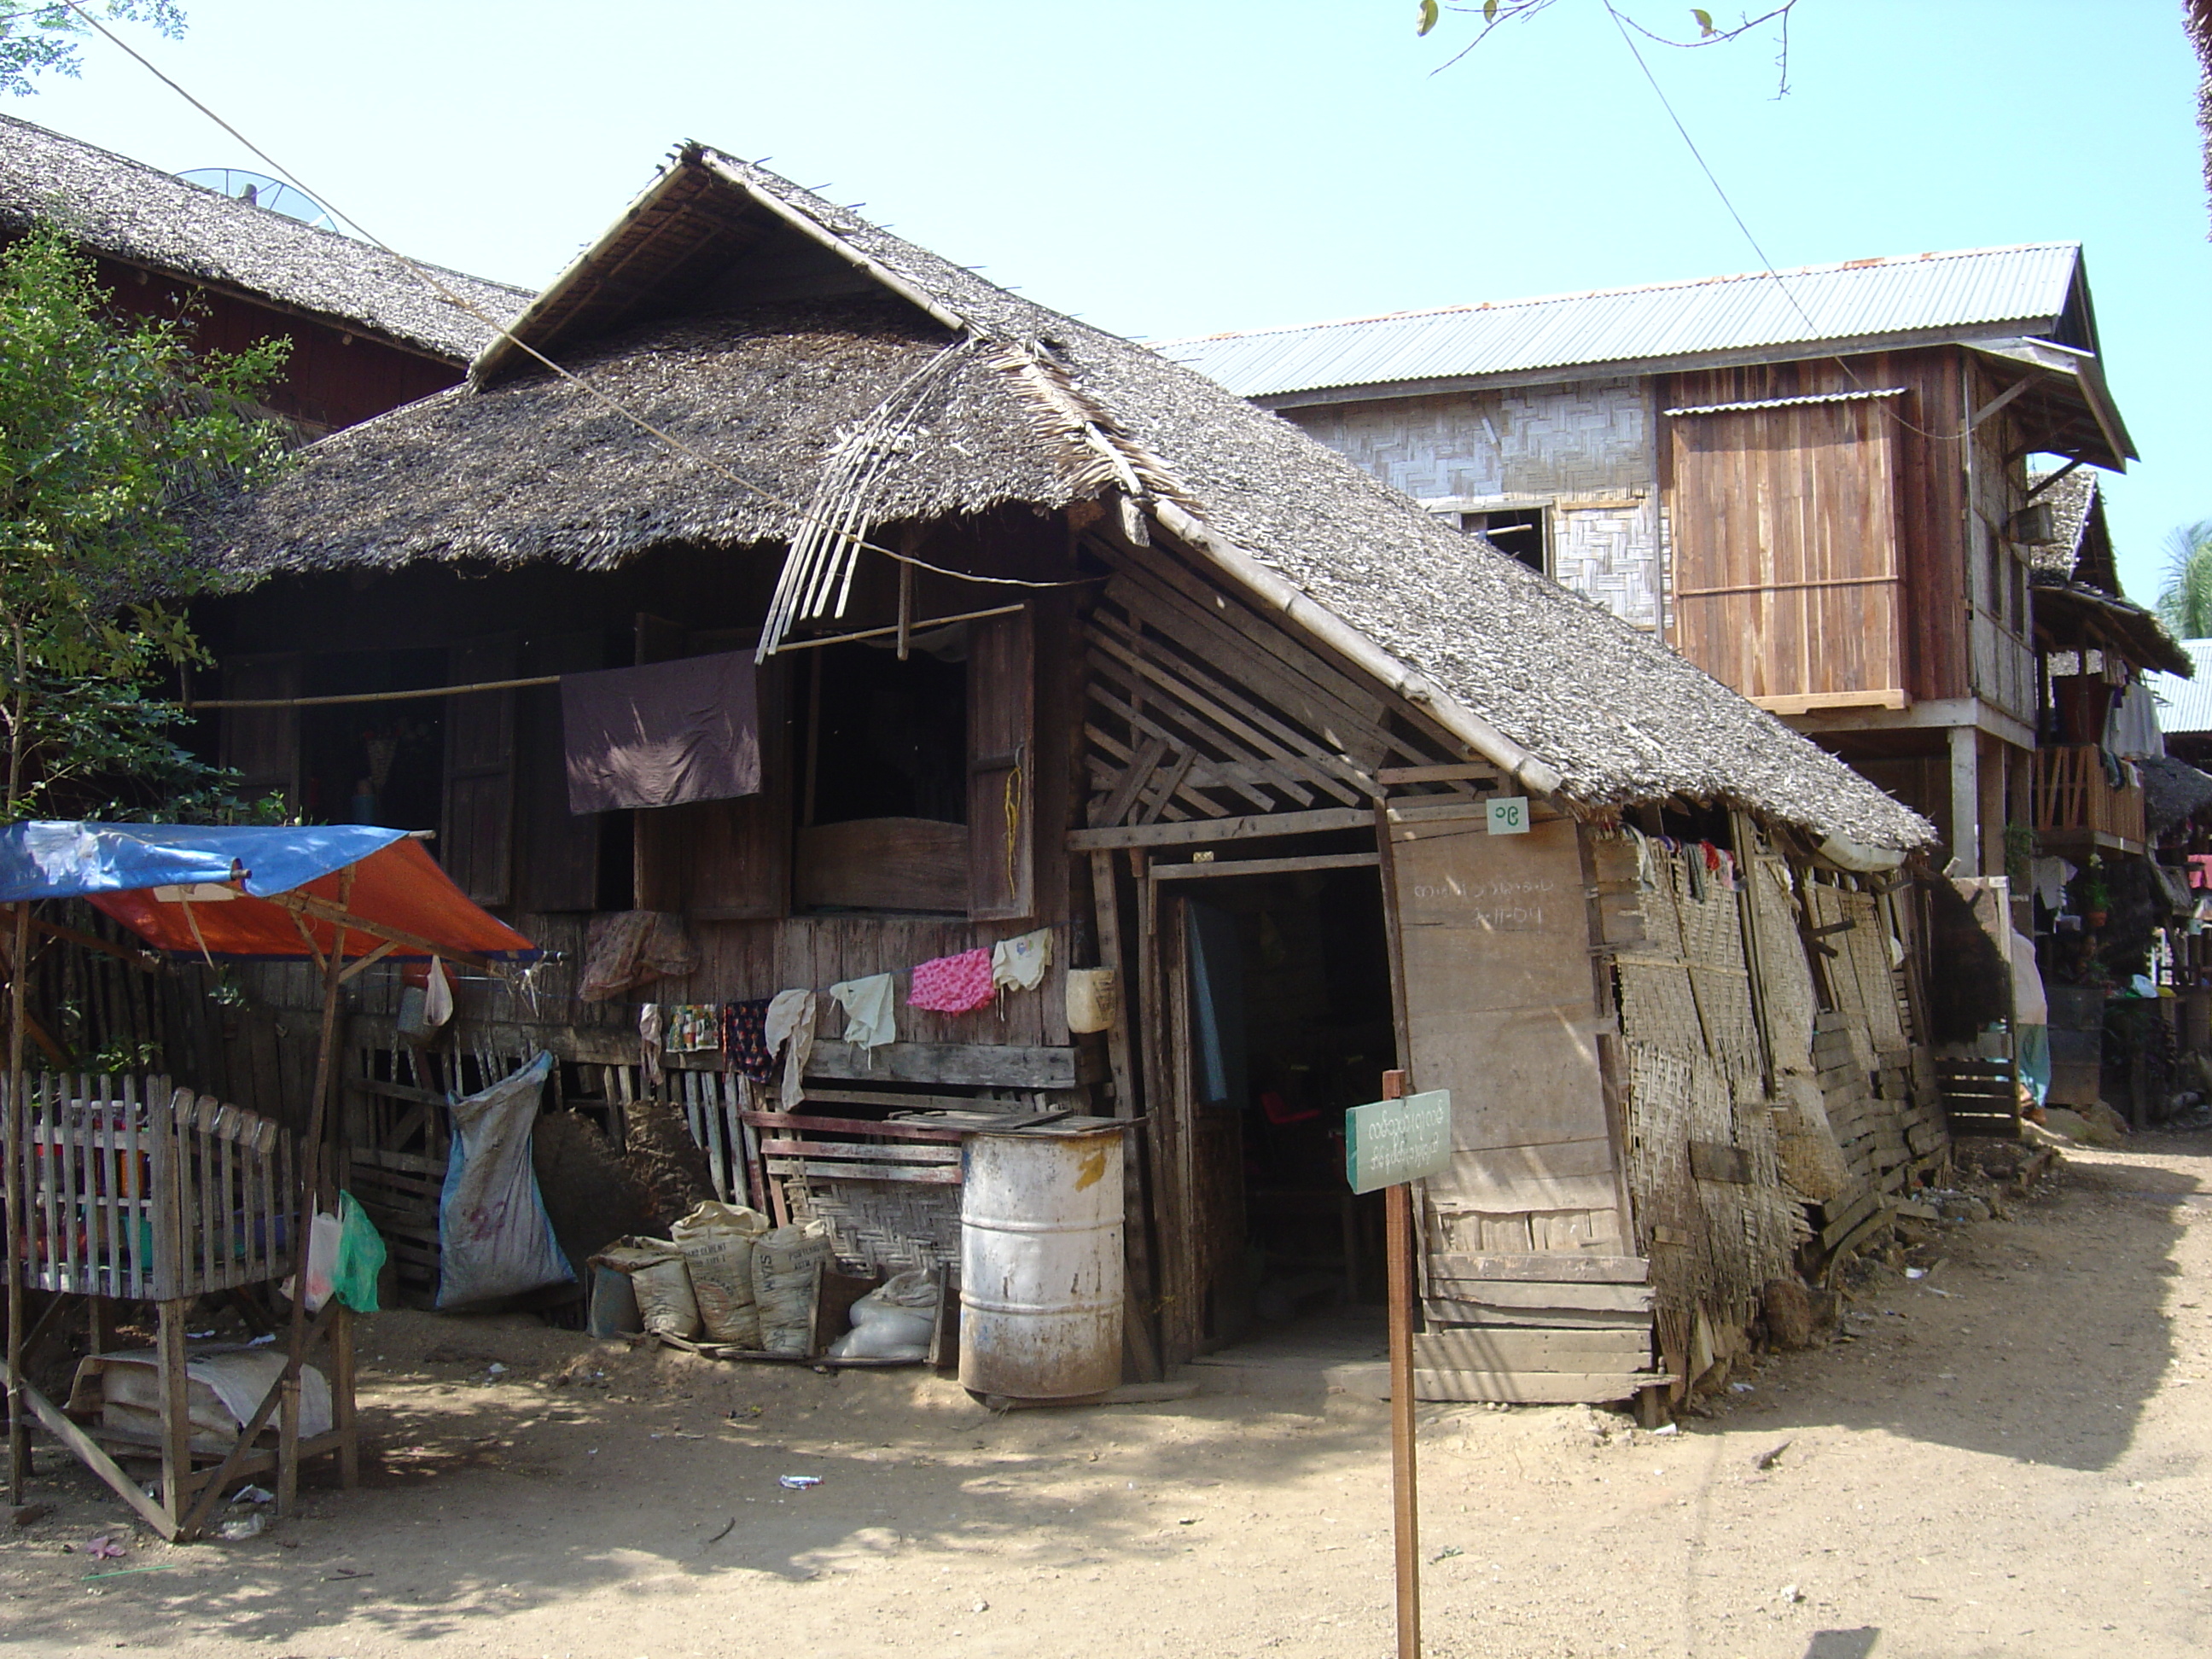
[958,1121,1126,1400]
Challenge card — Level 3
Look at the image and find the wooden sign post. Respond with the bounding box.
[1346,1068,1452,1659]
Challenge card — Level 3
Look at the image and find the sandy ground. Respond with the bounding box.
[3,1133,2211,1659]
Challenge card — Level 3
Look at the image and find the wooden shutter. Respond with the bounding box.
[218,654,300,812]
[512,631,602,913]
[441,636,517,905]
[1668,396,1906,712]
[967,607,1034,922]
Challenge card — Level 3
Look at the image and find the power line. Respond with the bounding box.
[1600,0,1976,448]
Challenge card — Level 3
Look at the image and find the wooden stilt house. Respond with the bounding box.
[183,143,1937,1404]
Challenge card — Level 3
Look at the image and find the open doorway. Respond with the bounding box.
[1167,862,1396,1352]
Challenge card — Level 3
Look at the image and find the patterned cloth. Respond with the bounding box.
[665,1004,719,1051]
[909,948,994,1015]
[720,998,777,1081]
[991,928,1053,992]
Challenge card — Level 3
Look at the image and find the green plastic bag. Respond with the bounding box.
[329,1190,387,1314]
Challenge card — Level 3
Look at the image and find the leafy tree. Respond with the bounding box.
[0,2,183,97]
[2157,519,2212,642]
[0,226,288,822]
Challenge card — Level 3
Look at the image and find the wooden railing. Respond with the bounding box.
[2033,745,2146,846]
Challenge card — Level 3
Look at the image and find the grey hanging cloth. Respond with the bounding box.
[561,650,761,813]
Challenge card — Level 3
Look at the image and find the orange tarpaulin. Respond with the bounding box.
[90,837,536,963]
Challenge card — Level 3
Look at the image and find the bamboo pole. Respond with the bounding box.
[5,901,26,1500]
[1382,1065,1421,1659]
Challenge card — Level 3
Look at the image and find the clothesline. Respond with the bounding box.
[609,925,1057,1106]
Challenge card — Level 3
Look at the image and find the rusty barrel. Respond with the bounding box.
[958,1119,1126,1401]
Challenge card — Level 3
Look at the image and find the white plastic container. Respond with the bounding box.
[958,1120,1126,1400]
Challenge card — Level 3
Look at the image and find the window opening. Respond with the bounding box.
[1464,507,1547,573]
[798,639,969,828]
[297,648,446,829]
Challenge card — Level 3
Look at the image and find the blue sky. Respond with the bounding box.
[22,0,2209,598]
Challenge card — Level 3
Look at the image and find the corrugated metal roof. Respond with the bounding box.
[2152,640,2212,735]
[1158,243,2084,399]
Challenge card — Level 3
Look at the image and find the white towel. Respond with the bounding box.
[991,928,1053,992]
[829,973,896,1051]
[765,988,818,1110]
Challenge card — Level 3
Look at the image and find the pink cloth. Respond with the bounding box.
[908,947,994,1015]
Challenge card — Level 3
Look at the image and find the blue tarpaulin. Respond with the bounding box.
[0,822,406,902]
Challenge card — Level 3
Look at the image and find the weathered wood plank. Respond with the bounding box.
[1427,1252,1650,1284]
[1414,1328,1653,1373]
[1422,1278,1655,1313]
[1410,1368,1673,1405]
[805,1040,1093,1090]
[1068,806,1376,850]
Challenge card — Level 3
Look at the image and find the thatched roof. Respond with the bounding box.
[192,145,1931,850]
[2144,755,2212,835]
[0,114,527,361]
[2025,468,2111,586]
[2025,467,2189,675]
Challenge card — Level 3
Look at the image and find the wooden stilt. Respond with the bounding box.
[157,1298,191,1523]
[1382,1068,1421,1659]
[6,901,29,1499]
[331,1304,358,1489]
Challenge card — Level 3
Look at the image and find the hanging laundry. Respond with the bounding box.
[2030,855,2077,912]
[764,988,818,1111]
[637,1004,664,1088]
[910,948,994,1015]
[830,973,896,1051]
[991,928,1053,992]
[577,911,698,1001]
[720,998,777,1082]
[666,1004,719,1052]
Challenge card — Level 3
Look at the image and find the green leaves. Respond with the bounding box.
[0,3,186,98]
[1691,7,1715,34]
[1418,0,1441,35]
[2158,520,2212,643]
[0,226,288,820]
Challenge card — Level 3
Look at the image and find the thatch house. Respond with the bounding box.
[176,142,1941,1406]
[0,113,527,433]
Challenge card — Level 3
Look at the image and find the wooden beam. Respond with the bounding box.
[1149,852,1379,882]
[1376,764,1496,786]
[1068,806,1376,851]
[264,891,499,974]
[803,1040,1092,1090]
[1752,689,1911,715]
[1425,1252,1650,1284]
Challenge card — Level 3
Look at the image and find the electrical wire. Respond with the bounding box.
[1601,0,1986,448]
[60,0,1092,597]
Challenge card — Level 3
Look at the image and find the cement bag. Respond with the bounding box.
[670,1202,771,1346]
[1067,968,1117,1034]
[752,1221,831,1355]
[592,1239,699,1340]
[437,1052,575,1309]
[826,1269,937,1361]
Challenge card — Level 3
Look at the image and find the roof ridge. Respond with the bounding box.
[1153,242,2085,348]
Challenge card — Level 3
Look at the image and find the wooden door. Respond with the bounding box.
[1388,812,1625,1259]
[967,608,1034,921]
[1668,396,1906,711]
[441,636,517,905]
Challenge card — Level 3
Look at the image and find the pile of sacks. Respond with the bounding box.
[592,1202,937,1362]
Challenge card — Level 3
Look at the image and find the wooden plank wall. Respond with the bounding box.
[1390,812,1660,1402]
[1667,396,1906,704]
[1964,361,2037,725]
[1661,349,1970,704]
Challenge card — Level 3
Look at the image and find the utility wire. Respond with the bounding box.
[1601,0,1980,447]
[61,0,1090,597]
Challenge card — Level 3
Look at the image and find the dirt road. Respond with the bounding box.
[4,1134,2209,1658]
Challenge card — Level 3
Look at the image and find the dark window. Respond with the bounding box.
[296,649,447,830]
[800,641,969,827]
[1463,507,1547,574]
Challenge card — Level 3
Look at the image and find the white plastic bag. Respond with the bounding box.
[437,1052,574,1309]
[826,1269,937,1360]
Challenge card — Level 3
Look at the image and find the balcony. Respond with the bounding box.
[2033,744,2146,853]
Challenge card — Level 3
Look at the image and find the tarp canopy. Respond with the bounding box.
[0,823,538,963]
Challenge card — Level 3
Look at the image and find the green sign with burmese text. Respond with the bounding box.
[1343,1090,1453,1194]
